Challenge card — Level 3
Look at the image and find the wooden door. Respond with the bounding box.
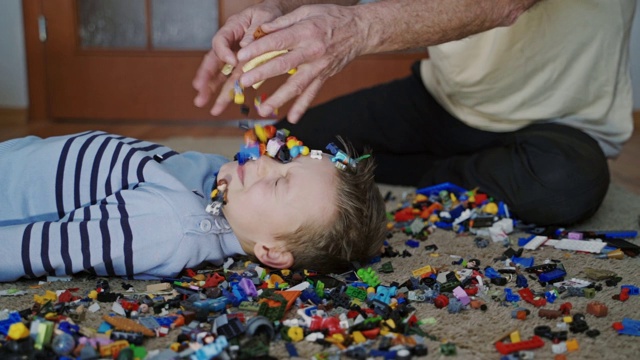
[30,0,424,122]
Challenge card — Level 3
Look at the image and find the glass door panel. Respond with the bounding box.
[151,0,218,50]
[78,0,147,48]
[77,0,218,50]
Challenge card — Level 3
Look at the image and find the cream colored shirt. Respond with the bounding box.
[421,0,636,157]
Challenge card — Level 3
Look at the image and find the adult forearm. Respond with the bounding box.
[355,0,541,54]
[262,0,359,14]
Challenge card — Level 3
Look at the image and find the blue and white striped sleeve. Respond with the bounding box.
[0,183,190,282]
[0,131,209,282]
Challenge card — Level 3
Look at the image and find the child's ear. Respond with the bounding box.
[253,243,293,269]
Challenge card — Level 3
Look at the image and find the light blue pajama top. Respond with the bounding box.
[0,131,244,282]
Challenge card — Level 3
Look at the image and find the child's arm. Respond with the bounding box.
[0,184,189,282]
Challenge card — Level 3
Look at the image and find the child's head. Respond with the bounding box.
[217,143,386,273]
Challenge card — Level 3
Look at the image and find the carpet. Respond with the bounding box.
[1,136,639,359]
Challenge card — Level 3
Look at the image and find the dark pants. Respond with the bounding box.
[275,62,610,226]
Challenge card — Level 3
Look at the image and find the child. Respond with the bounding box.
[0,130,387,282]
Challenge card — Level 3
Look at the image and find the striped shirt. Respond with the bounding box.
[0,131,244,282]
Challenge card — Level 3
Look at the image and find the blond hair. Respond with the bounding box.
[276,139,387,273]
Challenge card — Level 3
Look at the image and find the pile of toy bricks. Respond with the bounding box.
[1,183,639,359]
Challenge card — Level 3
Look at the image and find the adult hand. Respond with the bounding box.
[193,3,284,114]
[236,4,366,123]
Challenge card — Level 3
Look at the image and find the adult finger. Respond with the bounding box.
[237,25,295,63]
[255,63,320,118]
[258,6,307,35]
[239,50,307,89]
[210,68,244,116]
[211,15,251,66]
[193,51,226,107]
[286,77,324,124]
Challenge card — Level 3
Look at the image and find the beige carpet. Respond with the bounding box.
[1,136,639,359]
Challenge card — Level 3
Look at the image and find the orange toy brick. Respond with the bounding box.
[586,301,608,317]
[275,290,301,311]
[101,315,155,337]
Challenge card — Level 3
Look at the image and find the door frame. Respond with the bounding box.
[23,0,47,122]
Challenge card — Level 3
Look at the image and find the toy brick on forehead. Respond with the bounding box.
[235,124,310,165]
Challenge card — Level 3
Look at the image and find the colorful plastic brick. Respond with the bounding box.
[405,239,420,248]
[357,267,381,287]
[452,286,470,305]
[101,315,155,337]
[518,288,546,307]
[565,338,579,352]
[7,322,30,340]
[504,289,520,302]
[586,301,608,317]
[495,336,544,355]
[373,285,397,304]
[440,342,457,356]
[0,311,22,336]
[614,318,640,336]
[621,285,640,295]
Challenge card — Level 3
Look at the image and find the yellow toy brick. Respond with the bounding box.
[352,331,366,344]
[287,326,304,342]
[412,265,433,277]
[566,338,579,352]
[509,330,521,343]
[8,322,30,340]
[34,290,57,305]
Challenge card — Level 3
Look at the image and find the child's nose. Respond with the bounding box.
[256,156,280,177]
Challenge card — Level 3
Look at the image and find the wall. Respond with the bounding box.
[0,0,28,108]
[0,1,639,110]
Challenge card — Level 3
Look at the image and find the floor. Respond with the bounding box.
[1,113,639,195]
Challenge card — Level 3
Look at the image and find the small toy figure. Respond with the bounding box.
[206,180,228,216]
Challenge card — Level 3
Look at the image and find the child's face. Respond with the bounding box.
[217,154,338,249]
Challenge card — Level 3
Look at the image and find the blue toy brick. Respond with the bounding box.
[434,221,453,230]
[369,349,398,360]
[497,202,510,218]
[285,343,299,357]
[518,235,536,247]
[515,274,529,288]
[300,288,322,304]
[504,289,520,302]
[193,297,230,313]
[154,316,178,327]
[325,143,340,155]
[511,256,534,269]
[617,318,640,336]
[97,321,114,334]
[594,230,638,239]
[539,268,566,283]
[448,206,464,220]
[373,286,397,304]
[484,267,502,279]
[621,285,640,296]
[405,239,420,248]
[231,284,249,304]
[0,311,22,335]
[416,182,467,197]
